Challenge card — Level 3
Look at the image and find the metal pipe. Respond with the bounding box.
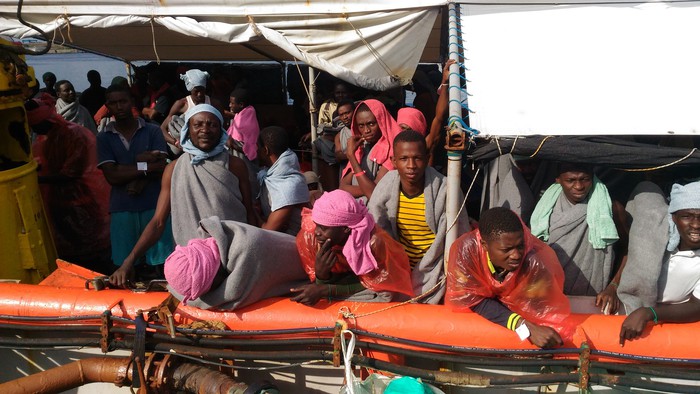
[309,66,319,174]
[170,362,248,394]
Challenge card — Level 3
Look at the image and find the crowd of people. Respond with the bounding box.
[24,63,700,350]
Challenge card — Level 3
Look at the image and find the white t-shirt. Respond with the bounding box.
[657,249,700,304]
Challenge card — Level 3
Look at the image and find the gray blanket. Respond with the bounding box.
[368,167,470,304]
[548,194,614,296]
[617,182,669,314]
[480,154,537,224]
[170,151,246,246]
[170,216,308,310]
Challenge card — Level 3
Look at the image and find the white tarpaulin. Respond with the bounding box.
[0,1,444,91]
[459,1,700,135]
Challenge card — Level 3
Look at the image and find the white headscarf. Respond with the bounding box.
[180,69,210,91]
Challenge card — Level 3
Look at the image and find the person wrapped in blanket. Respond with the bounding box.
[292,189,414,306]
[446,207,573,348]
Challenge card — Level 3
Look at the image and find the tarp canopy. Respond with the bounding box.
[0,1,445,91]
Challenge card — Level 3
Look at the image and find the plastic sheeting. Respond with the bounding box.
[0,1,443,91]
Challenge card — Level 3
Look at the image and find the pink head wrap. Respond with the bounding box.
[26,93,64,127]
[311,190,378,275]
[342,99,401,178]
[164,237,221,305]
[397,108,427,136]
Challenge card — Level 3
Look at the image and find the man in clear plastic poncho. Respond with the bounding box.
[446,207,572,348]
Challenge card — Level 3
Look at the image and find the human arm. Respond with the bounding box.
[109,160,175,287]
[426,59,455,160]
[619,296,700,346]
[160,99,185,147]
[471,298,563,348]
[228,155,257,226]
[596,200,630,314]
[341,136,388,200]
[334,131,348,163]
[260,205,295,232]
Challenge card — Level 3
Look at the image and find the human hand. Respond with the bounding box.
[524,321,563,348]
[109,264,134,288]
[345,136,361,159]
[314,239,336,281]
[300,132,312,143]
[595,284,620,315]
[290,283,327,306]
[619,307,654,346]
[441,59,457,84]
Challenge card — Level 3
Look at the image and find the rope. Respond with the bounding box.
[149,16,161,64]
[529,135,553,158]
[345,16,395,79]
[51,15,71,46]
[615,148,697,172]
[446,165,480,234]
[495,137,503,155]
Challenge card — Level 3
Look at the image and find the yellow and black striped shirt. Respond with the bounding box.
[397,192,436,268]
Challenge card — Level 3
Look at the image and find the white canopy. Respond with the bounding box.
[0,1,445,91]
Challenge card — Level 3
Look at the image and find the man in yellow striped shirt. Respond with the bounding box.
[369,130,470,304]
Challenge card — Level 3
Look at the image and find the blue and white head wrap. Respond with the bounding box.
[180,104,228,165]
[667,181,700,251]
[180,69,210,92]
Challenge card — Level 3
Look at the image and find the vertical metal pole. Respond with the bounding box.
[308,67,319,174]
[445,2,464,263]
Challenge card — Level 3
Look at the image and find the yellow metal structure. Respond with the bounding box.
[0,37,57,283]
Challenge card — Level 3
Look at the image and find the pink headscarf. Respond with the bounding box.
[397,107,427,136]
[164,237,221,305]
[342,99,401,178]
[311,190,378,275]
[226,105,259,161]
[26,93,65,127]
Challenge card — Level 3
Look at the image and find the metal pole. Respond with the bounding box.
[309,67,319,174]
[445,2,466,263]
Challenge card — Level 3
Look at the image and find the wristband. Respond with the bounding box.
[610,281,619,288]
[137,162,148,171]
[354,170,366,177]
[515,322,531,341]
[649,306,658,324]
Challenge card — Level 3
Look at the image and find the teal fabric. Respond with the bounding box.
[530,176,618,249]
[110,209,174,266]
[385,376,432,394]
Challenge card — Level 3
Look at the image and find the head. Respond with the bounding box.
[336,99,355,127]
[397,108,427,135]
[391,129,428,189]
[229,88,249,114]
[181,104,225,152]
[180,69,210,104]
[87,70,101,86]
[105,84,134,121]
[42,72,56,89]
[332,82,350,102]
[25,94,62,134]
[110,76,129,88]
[147,69,166,89]
[353,103,381,145]
[55,80,76,103]
[555,162,594,204]
[312,189,371,247]
[479,207,525,272]
[164,238,222,305]
[669,181,700,251]
[257,126,290,166]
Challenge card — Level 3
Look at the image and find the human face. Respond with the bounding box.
[481,231,525,272]
[673,209,700,251]
[229,97,245,114]
[191,86,207,104]
[314,222,350,247]
[556,171,593,204]
[337,104,353,127]
[333,84,349,102]
[57,82,76,103]
[354,110,380,145]
[188,112,222,152]
[105,91,133,121]
[392,141,427,189]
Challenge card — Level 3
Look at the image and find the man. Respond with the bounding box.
[339,99,401,201]
[27,94,110,272]
[98,84,173,283]
[160,69,223,155]
[369,130,470,304]
[55,80,97,133]
[446,207,572,348]
[332,99,356,164]
[619,181,700,345]
[530,163,626,314]
[39,71,57,98]
[141,69,175,125]
[292,190,413,306]
[79,70,106,117]
[109,104,254,286]
[318,81,351,124]
[256,126,309,235]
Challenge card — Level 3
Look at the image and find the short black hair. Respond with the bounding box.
[54,79,71,92]
[336,99,355,111]
[479,207,523,241]
[557,161,593,176]
[230,88,249,104]
[393,129,427,153]
[105,84,132,99]
[259,126,289,156]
